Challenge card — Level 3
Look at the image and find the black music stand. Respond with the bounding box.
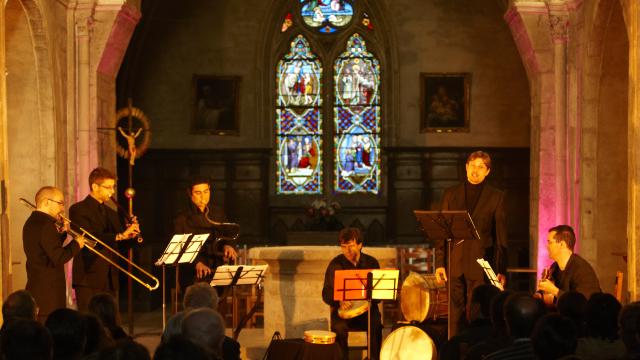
[209,264,268,340]
[154,233,209,329]
[334,269,399,360]
[413,210,479,339]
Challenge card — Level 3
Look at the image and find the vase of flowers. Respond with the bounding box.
[304,198,343,231]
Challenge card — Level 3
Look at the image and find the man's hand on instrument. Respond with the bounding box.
[195,261,212,279]
[497,273,506,287]
[537,279,559,297]
[223,245,237,261]
[75,235,86,249]
[339,301,353,311]
[435,267,448,284]
[117,223,140,241]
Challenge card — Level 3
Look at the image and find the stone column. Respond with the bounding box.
[0,0,9,303]
[76,13,94,198]
[626,0,640,301]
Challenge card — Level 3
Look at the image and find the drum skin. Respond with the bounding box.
[337,300,370,319]
[304,330,336,344]
[380,326,436,360]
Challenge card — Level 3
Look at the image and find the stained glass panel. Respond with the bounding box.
[334,34,380,194]
[276,35,323,194]
[299,0,353,34]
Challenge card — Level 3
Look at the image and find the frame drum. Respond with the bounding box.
[400,272,447,322]
[380,326,436,360]
[303,330,336,344]
[337,300,370,319]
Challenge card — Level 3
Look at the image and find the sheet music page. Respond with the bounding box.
[155,234,192,265]
[371,269,399,300]
[476,258,504,291]
[178,233,210,263]
[210,264,269,286]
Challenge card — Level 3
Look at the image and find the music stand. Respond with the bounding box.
[477,258,504,291]
[209,264,269,340]
[154,233,210,328]
[334,269,399,359]
[413,210,479,339]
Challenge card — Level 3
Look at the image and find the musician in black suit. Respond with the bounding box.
[70,167,139,312]
[23,186,85,322]
[173,177,238,293]
[435,151,507,337]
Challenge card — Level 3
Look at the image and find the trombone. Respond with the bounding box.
[19,198,160,291]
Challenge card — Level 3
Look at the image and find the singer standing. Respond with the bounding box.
[23,186,85,322]
[70,167,140,312]
[173,176,238,293]
[435,151,507,337]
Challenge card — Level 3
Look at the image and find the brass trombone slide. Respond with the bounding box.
[19,198,160,291]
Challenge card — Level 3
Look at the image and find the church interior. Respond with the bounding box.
[1,0,639,357]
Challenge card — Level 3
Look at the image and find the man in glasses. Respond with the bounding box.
[23,186,85,322]
[70,167,139,311]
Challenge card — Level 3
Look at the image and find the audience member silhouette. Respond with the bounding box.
[557,291,587,337]
[0,319,52,360]
[88,293,129,341]
[161,311,186,343]
[619,301,640,360]
[182,308,226,360]
[153,334,211,360]
[0,290,38,335]
[484,293,546,360]
[575,293,625,359]
[94,339,151,360]
[84,313,115,356]
[439,284,500,359]
[45,308,87,360]
[464,290,513,360]
[531,313,577,359]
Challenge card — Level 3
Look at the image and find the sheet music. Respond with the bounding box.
[476,258,504,291]
[209,264,269,287]
[370,269,400,300]
[155,234,192,265]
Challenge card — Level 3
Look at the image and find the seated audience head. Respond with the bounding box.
[469,284,501,321]
[44,308,87,360]
[2,289,38,322]
[83,313,114,356]
[96,340,150,360]
[161,311,186,343]
[0,319,52,360]
[490,290,513,334]
[183,282,219,310]
[557,291,587,335]
[585,292,621,341]
[619,301,640,354]
[153,334,211,360]
[181,308,225,357]
[88,293,121,331]
[532,313,578,360]
[503,292,546,339]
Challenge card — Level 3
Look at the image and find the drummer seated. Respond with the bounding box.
[322,228,382,360]
[438,284,500,360]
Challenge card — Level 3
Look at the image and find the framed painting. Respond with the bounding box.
[420,73,470,133]
[192,75,240,135]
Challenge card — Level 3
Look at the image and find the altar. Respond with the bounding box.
[248,246,397,340]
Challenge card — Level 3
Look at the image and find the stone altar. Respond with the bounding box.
[248,246,397,340]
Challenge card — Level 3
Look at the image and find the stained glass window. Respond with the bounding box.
[276,35,323,194]
[299,0,353,34]
[334,34,381,194]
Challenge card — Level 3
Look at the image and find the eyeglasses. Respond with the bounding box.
[47,198,64,206]
[98,184,115,191]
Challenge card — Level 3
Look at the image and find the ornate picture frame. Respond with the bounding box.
[192,75,240,135]
[420,72,470,133]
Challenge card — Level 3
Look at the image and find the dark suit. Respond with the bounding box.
[173,204,231,292]
[438,182,507,336]
[69,195,125,311]
[23,211,81,321]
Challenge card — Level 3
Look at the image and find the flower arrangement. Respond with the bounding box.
[305,198,343,231]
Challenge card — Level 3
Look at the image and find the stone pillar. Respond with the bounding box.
[0,0,9,305]
[75,13,94,198]
[249,246,397,340]
[626,0,640,301]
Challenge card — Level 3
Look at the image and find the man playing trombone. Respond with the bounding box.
[23,186,85,322]
[173,176,238,294]
[70,167,140,311]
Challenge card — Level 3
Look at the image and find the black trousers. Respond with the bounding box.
[331,310,382,360]
[449,274,483,337]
